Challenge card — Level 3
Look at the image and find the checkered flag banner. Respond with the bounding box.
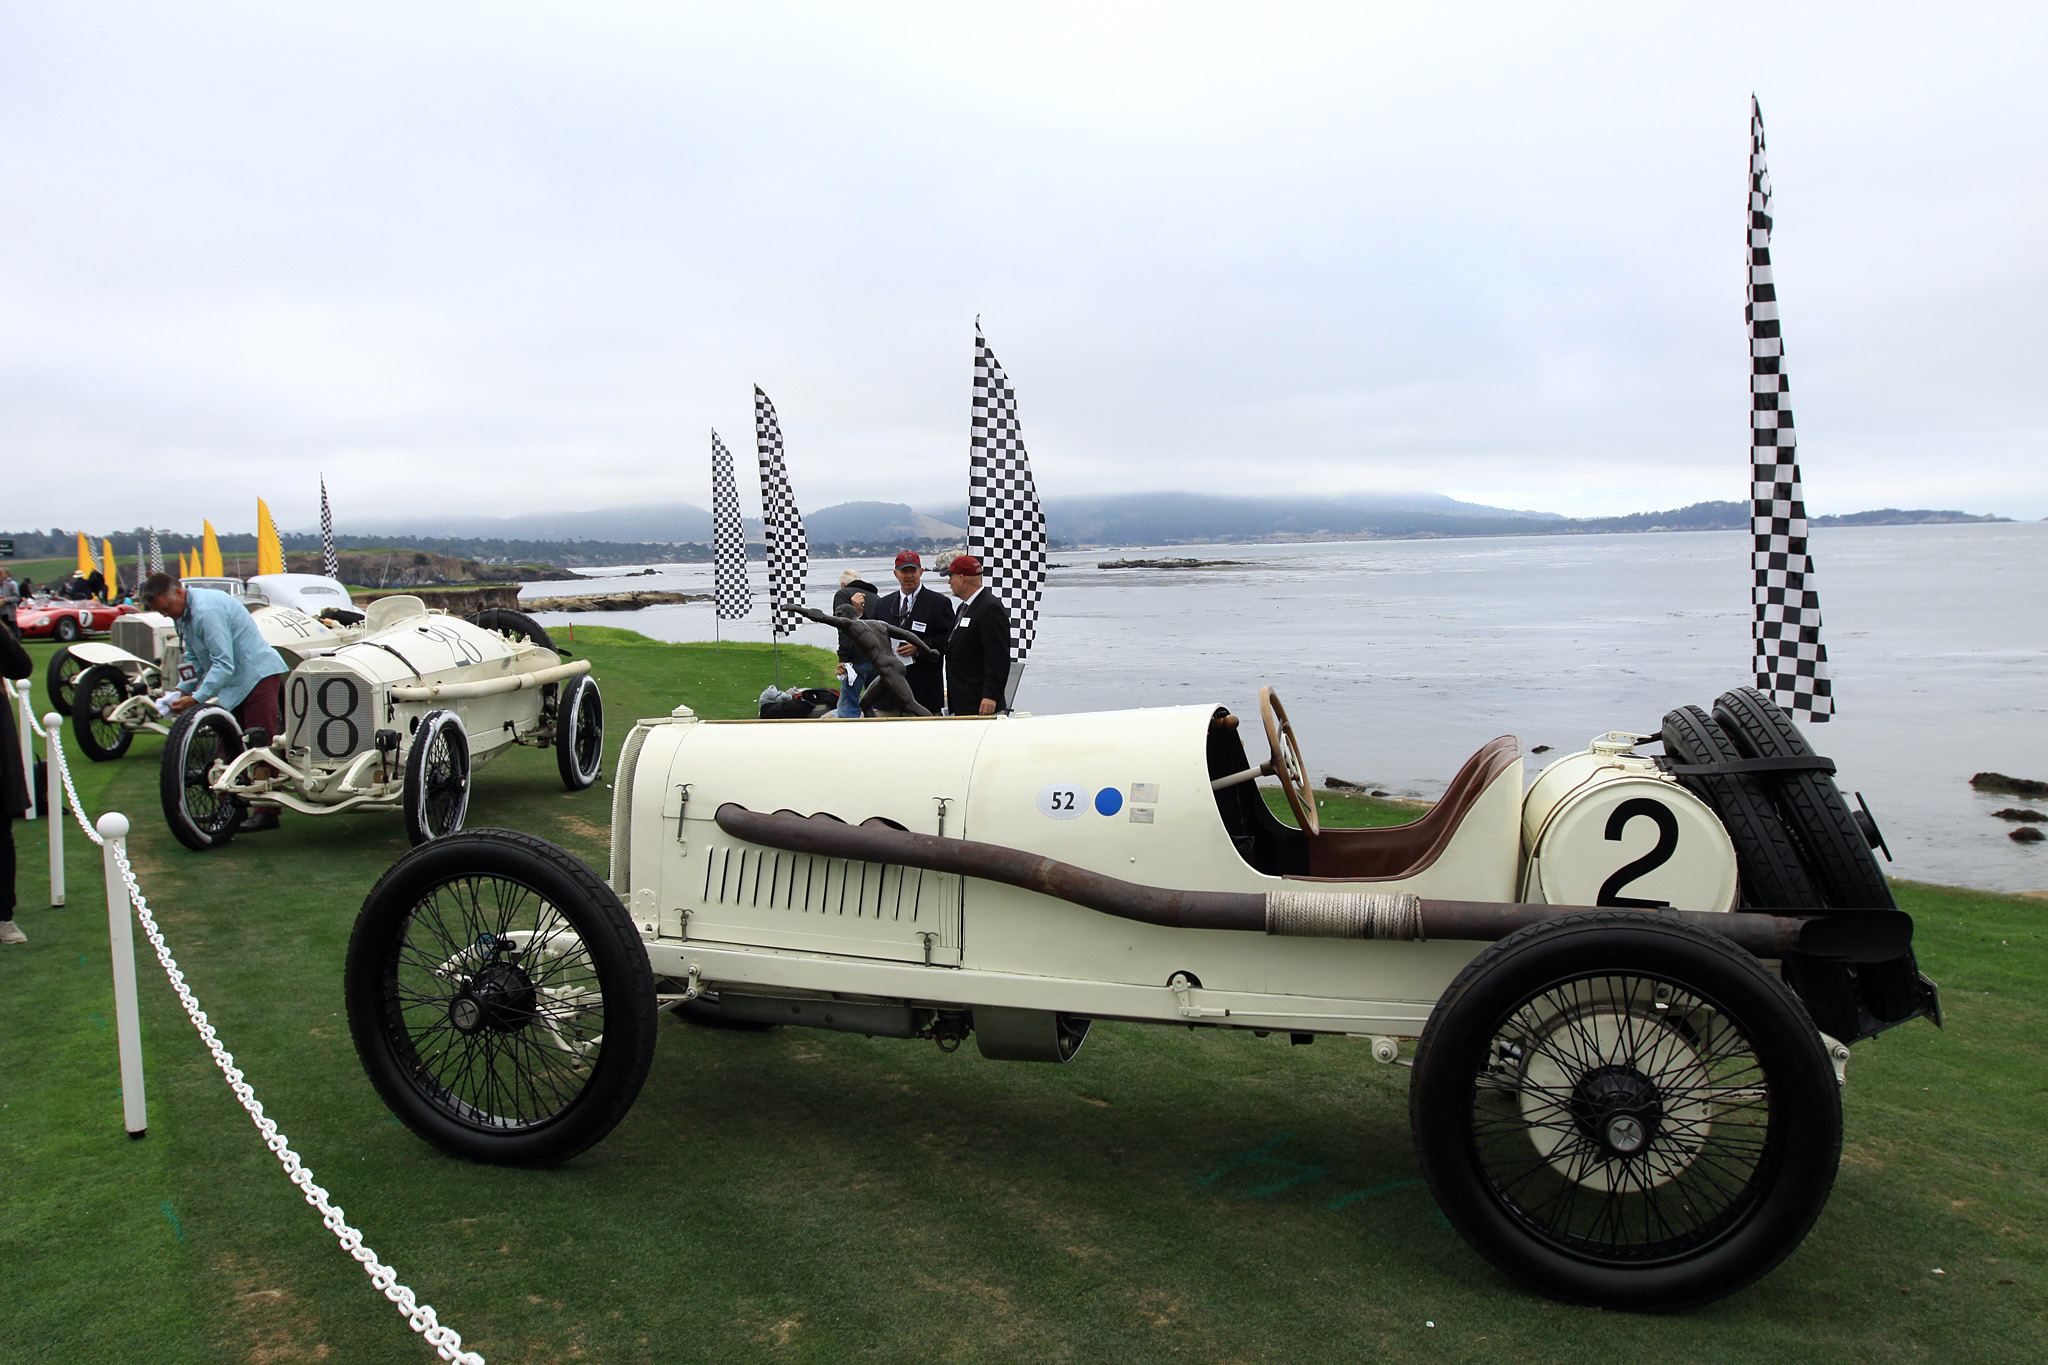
[969,322,1047,675]
[146,528,164,576]
[319,476,341,581]
[1747,98,1831,721]
[709,429,751,621]
[753,387,809,639]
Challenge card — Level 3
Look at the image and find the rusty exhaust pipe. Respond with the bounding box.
[712,805,1908,963]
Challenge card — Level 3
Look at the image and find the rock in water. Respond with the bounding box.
[1324,776,1365,791]
[1972,772,2048,797]
[1993,807,2048,823]
[2011,827,2045,844]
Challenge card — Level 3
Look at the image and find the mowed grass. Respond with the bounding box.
[0,629,2042,1364]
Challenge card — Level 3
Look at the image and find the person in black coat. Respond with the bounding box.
[867,551,954,715]
[2,615,32,943]
[941,554,1012,715]
[830,570,880,718]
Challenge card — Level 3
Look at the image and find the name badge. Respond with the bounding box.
[911,621,925,632]
[956,616,971,627]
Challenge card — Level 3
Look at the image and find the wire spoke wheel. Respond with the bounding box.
[1412,912,1839,1309]
[72,664,135,761]
[555,674,605,791]
[347,831,657,1166]
[404,709,471,846]
[159,705,244,850]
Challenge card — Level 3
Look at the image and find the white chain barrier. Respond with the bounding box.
[44,722,487,1364]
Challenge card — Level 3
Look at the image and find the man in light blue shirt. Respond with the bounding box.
[140,573,290,831]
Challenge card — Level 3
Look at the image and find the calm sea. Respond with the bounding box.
[524,522,2048,894]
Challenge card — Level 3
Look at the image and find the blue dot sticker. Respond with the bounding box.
[1094,787,1124,817]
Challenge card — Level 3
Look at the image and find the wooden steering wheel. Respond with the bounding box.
[1259,686,1318,837]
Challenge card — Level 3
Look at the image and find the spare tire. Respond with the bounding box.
[468,607,556,654]
[1661,705,1818,910]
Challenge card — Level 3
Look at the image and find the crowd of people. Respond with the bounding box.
[799,551,1014,718]
[0,564,125,607]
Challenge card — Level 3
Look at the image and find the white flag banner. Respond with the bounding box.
[1747,97,1832,721]
[320,476,342,581]
[753,387,809,639]
[968,321,1047,697]
[710,429,751,622]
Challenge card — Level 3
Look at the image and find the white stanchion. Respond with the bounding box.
[43,713,63,905]
[99,812,147,1139]
[8,680,34,820]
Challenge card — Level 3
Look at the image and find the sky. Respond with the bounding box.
[4,2,2045,535]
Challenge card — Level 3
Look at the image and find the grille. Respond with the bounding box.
[699,844,957,927]
[285,670,378,762]
[112,615,160,662]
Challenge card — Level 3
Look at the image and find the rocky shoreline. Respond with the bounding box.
[519,590,710,613]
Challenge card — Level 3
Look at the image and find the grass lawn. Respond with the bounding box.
[2,629,2041,1364]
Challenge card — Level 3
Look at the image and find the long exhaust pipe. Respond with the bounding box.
[713,805,1908,963]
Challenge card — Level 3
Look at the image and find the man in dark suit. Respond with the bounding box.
[942,554,1011,716]
[868,551,953,715]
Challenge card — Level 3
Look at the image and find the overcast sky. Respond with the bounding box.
[5,2,2045,535]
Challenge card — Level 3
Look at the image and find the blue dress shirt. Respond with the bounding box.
[175,586,288,709]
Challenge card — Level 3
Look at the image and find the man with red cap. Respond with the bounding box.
[942,554,1011,716]
[869,550,953,715]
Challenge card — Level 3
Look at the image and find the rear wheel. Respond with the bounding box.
[71,664,136,762]
[1411,912,1840,1310]
[160,705,245,851]
[344,829,658,1166]
[45,647,85,715]
[52,615,81,643]
[555,674,604,791]
[403,709,471,847]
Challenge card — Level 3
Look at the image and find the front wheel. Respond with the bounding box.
[344,829,658,1166]
[71,664,136,762]
[404,709,471,847]
[160,705,246,851]
[46,646,85,715]
[555,674,604,791]
[52,615,81,643]
[1409,912,1840,1310]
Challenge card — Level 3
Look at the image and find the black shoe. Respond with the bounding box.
[236,808,281,833]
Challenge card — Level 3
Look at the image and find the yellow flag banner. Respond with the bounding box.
[202,521,224,578]
[103,539,118,594]
[76,532,95,575]
[255,499,285,577]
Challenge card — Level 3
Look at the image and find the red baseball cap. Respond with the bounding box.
[894,550,921,568]
[946,554,982,576]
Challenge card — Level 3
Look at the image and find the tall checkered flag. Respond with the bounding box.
[753,387,809,641]
[969,321,1047,707]
[1747,98,1831,721]
[710,429,751,623]
[319,476,341,581]
[146,529,163,575]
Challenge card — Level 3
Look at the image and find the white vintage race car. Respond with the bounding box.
[343,686,1933,1310]
[163,602,604,850]
[61,575,369,762]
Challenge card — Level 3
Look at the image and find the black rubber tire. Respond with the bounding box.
[71,664,136,762]
[344,828,658,1167]
[45,646,84,716]
[52,615,81,644]
[1410,912,1841,1311]
[1660,705,1817,909]
[1711,688,1892,910]
[403,709,471,847]
[469,607,556,653]
[555,674,604,792]
[160,705,245,851]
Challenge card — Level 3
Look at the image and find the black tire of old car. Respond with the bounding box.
[71,664,136,762]
[160,704,246,851]
[555,674,604,791]
[1660,705,1818,909]
[1409,912,1841,1311]
[403,709,472,847]
[52,614,81,643]
[46,646,85,715]
[345,829,658,1167]
[468,607,556,654]
[1710,686,1923,1028]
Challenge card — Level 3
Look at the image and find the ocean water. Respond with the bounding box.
[524,522,2048,894]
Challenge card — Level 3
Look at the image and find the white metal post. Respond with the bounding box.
[43,713,64,906]
[9,681,33,820]
[98,812,147,1138]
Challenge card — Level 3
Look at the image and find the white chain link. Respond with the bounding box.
[46,730,486,1364]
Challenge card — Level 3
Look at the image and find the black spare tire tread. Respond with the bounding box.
[45,646,84,716]
[159,704,245,851]
[554,674,604,792]
[71,664,136,762]
[1660,705,1818,910]
[1410,911,1841,1311]
[469,607,556,654]
[344,828,658,1167]
[1711,688,1893,910]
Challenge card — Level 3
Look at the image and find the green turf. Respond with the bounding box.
[2,631,2041,1363]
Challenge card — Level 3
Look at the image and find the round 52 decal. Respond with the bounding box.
[1037,783,1083,820]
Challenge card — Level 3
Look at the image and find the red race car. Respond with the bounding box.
[14,595,135,644]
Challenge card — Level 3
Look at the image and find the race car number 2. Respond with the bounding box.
[1037,783,1084,820]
